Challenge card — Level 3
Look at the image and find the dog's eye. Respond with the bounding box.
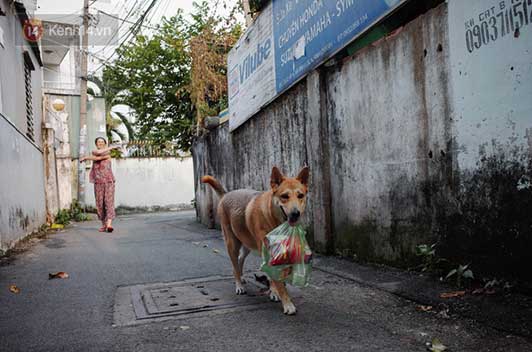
[280,194,289,200]
[297,194,305,199]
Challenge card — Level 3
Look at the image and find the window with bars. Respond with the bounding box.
[23,51,35,141]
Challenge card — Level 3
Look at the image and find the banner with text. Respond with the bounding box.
[273,0,405,93]
[228,0,407,132]
[228,2,276,132]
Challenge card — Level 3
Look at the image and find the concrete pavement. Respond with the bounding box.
[1,211,531,351]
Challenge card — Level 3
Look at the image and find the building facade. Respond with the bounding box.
[0,0,45,251]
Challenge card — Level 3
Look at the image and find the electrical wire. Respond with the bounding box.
[98,9,158,30]
[89,0,159,74]
[90,0,143,56]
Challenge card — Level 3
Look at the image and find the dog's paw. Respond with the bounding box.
[269,290,280,302]
[235,284,247,295]
[282,302,297,315]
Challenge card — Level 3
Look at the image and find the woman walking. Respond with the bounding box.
[80,137,120,233]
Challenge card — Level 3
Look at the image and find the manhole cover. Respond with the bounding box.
[114,274,301,326]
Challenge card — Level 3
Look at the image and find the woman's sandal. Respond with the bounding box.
[98,226,107,232]
[106,226,114,233]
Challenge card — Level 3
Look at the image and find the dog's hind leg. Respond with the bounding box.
[222,223,247,295]
[238,247,251,284]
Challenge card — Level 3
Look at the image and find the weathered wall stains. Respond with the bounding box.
[192,81,321,243]
[435,146,532,281]
[326,4,453,264]
[0,115,47,251]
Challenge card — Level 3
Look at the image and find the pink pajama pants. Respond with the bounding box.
[94,182,115,223]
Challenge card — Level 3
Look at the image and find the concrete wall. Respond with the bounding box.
[193,2,532,281]
[325,4,452,263]
[84,157,195,209]
[0,114,46,251]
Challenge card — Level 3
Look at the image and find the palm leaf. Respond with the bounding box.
[110,129,126,142]
[112,111,135,140]
[87,75,105,94]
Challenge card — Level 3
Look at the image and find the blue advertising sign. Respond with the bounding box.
[272,0,405,93]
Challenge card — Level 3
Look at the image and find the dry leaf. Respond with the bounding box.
[416,305,433,312]
[50,223,64,230]
[428,338,447,352]
[49,272,69,279]
[212,249,220,254]
[9,284,20,294]
[440,290,465,298]
[179,325,190,331]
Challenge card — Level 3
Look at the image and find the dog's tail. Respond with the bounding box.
[201,176,226,198]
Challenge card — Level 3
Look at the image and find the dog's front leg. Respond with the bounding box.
[270,280,296,315]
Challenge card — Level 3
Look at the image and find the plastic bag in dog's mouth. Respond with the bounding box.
[260,222,312,287]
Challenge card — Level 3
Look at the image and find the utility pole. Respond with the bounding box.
[78,0,89,206]
[242,0,253,26]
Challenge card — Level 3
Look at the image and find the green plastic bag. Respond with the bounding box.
[260,222,312,287]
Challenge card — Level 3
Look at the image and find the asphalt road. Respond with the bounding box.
[1,211,530,351]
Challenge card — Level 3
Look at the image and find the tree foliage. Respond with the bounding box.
[189,3,242,131]
[101,1,243,152]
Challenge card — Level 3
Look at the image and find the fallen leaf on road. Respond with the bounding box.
[440,290,465,298]
[416,305,433,312]
[203,244,209,248]
[428,338,447,352]
[9,284,20,294]
[49,272,69,279]
[192,242,200,246]
[51,223,64,230]
[179,325,190,331]
[212,249,220,254]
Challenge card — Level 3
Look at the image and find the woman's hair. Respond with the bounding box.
[94,137,107,145]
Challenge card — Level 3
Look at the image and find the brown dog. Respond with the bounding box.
[201,166,309,315]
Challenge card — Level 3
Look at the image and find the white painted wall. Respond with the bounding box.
[43,47,80,93]
[85,157,195,209]
[448,0,532,169]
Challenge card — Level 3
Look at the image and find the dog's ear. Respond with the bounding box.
[296,166,310,187]
[270,166,285,190]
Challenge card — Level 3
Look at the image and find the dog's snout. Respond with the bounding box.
[289,209,301,221]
